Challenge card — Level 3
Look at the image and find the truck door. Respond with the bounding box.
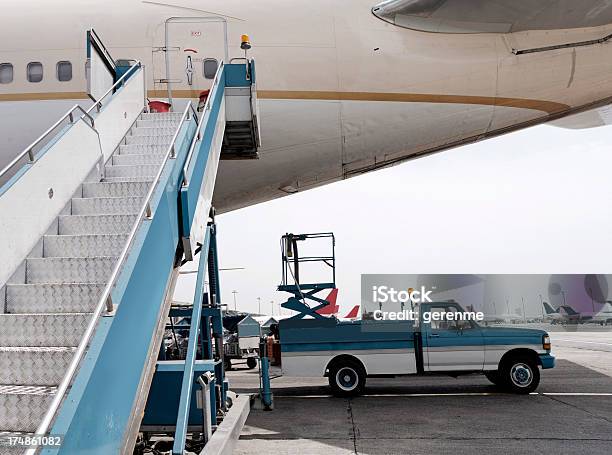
[422,304,485,372]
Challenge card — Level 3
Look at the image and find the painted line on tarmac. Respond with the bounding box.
[555,339,612,346]
[273,392,612,398]
[541,392,612,396]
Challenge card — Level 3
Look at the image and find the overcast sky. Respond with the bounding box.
[173,123,612,316]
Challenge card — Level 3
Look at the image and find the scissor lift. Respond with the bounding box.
[278,233,337,319]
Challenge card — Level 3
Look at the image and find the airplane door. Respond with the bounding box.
[152,17,228,106]
[423,304,485,372]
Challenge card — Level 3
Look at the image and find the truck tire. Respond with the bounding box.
[484,371,503,386]
[328,359,366,397]
[500,356,540,394]
[247,357,257,369]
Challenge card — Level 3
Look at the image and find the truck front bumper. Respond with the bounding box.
[539,353,555,369]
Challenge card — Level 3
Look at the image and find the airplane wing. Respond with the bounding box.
[372,0,612,34]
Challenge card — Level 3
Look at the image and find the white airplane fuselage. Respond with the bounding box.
[2,0,612,212]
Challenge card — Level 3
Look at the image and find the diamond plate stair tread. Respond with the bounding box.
[136,119,181,128]
[25,257,117,284]
[0,347,76,386]
[5,284,104,313]
[125,134,173,145]
[71,196,144,215]
[43,234,128,257]
[131,126,178,136]
[118,144,168,155]
[104,164,158,179]
[82,181,151,198]
[0,392,55,433]
[0,314,90,347]
[58,214,137,235]
[140,112,183,119]
[112,153,165,166]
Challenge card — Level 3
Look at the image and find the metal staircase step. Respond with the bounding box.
[136,119,180,128]
[131,126,177,136]
[0,347,76,385]
[71,196,143,215]
[43,234,128,257]
[125,134,173,145]
[140,112,183,120]
[104,164,158,179]
[82,180,151,198]
[0,314,90,347]
[119,144,168,155]
[0,386,55,433]
[59,214,137,235]
[112,153,164,166]
[25,257,117,284]
[5,284,104,313]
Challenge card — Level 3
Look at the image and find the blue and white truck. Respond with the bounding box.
[278,300,555,396]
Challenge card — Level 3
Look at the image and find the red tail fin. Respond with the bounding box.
[344,305,360,320]
[315,288,339,316]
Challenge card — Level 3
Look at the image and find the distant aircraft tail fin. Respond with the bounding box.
[560,305,580,316]
[315,288,339,316]
[543,301,557,315]
[344,305,360,320]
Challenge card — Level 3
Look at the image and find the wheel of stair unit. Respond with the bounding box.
[328,358,366,397]
[500,356,540,394]
[224,357,232,371]
[246,357,257,369]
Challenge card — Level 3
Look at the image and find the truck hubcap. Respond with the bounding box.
[510,363,532,387]
[336,367,358,391]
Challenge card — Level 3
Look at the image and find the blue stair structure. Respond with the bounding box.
[0,29,259,455]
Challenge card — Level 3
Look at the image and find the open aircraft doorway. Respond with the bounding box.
[152,16,229,107]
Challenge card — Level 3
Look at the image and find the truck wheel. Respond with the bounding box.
[500,356,540,394]
[224,358,232,371]
[484,371,503,386]
[328,360,366,397]
[247,357,257,369]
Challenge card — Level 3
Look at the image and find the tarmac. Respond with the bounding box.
[228,330,612,454]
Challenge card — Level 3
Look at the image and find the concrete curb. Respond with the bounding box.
[200,394,250,455]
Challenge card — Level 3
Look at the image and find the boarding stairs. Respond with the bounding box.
[0,111,182,442]
[0,31,259,454]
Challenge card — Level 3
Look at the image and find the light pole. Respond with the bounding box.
[257,297,261,314]
[539,294,544,319]
[270,300,274,316]
[521,296,526,322]
[561,290,567,307]
[232,290,238,311]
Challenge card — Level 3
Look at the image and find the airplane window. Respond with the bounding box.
[0,63,13,84]
[56,61,72,82]
[27,62,43,83]
[203,58,218,79]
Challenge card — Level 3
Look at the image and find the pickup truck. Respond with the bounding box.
[278,301,555,396]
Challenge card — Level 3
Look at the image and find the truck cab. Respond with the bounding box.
[419,302,555,392]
